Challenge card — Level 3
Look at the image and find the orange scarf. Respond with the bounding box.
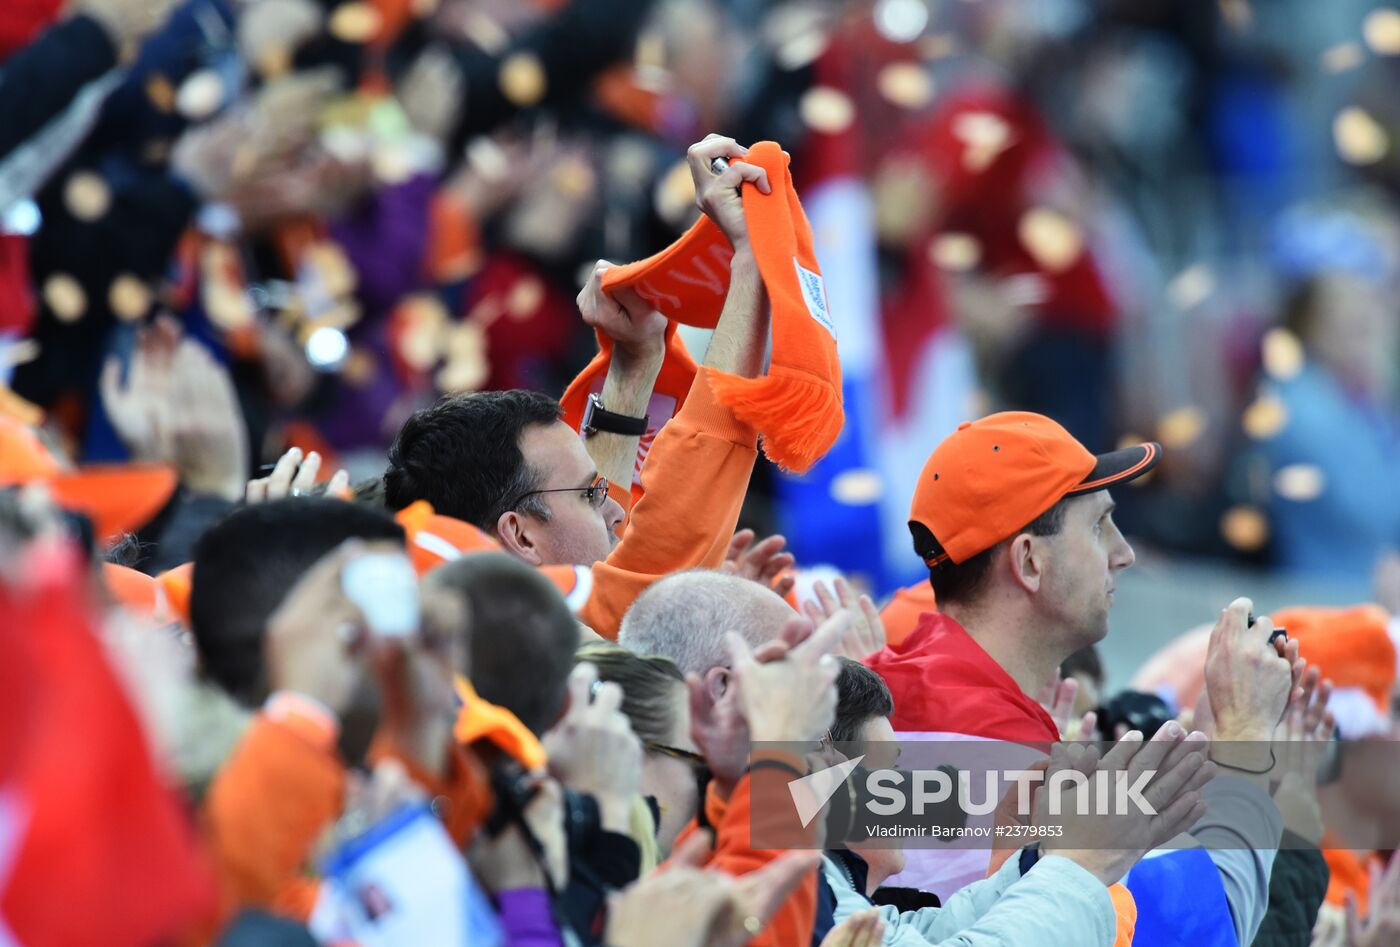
[561,141,843,474]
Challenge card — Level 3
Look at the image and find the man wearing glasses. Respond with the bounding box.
[383,134,775,639]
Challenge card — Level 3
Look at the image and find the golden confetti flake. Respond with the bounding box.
[929,232,981,271]
[799,86,856,134]
[371,145,416,185]
[1167,264,1215,310]
[920,33,957,59]
[436,323,489,393]
[145,73,176,112]
[329,2,382,43]
[499,52,547,107]
[175,69,224,121]
[1242,394,1288,440]
[1365,8,1400,55]
[342,346,378,387]
[63,172,110,222]
[204,284,255,330]
[508,277,545,319]
[108,274,152,323]
[830,468,884,505]
[952,111,1014,172]
[776,30,828,71]
[463,12,510,55]
[1018,207,1084,273]
[653,159,697,228]
[551,156,596,200]
[256,45,293,80]
[1157,406,1206,449]
[1334,106,1389,165]
[1274,464,1326,501]
[467,139,510,181]
[877,62,934,110]
[398,296,449,371]
[1221,506,1269,551]
[1219,0,1252,32]
[307,243,357,299]
[43,274,87,323]
[1322,42,1366,74]
[1261,327,1304,380]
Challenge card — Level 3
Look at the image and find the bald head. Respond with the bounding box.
[618,570,794,675]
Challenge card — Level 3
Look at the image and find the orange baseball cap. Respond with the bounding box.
[0,416,178,544]
[909,411,1160,567]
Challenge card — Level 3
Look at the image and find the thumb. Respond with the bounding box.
[742,849,820,920]
[1345,893,1363,945]
[662,828,713,871]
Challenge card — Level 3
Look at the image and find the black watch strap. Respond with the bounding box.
[584,394,648,436]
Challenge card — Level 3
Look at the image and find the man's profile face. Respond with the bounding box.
[1036,491,1135,649]
[514,421,625,566]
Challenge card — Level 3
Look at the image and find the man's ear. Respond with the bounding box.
[494,510,543,566]
[1007,533,1045,595]
[703,666,728,700]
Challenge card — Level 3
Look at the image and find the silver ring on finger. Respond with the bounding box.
[289,487,307,497]
[709,156,729,175]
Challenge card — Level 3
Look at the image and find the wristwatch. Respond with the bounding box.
[581,393,649,436]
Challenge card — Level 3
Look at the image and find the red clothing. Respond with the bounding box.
[865,611,1057,742]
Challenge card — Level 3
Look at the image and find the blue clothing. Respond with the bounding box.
[1264,364,1400,578]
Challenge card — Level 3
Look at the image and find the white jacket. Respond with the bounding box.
[822,850,1115,947]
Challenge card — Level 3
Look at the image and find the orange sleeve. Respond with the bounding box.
[200,711,345,920]
[703,771,819,947]
[579,367,760,639]
[366,733,493,849]
[1108,882,1137,947]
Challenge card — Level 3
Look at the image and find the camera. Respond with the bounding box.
[1095,690,1175,740]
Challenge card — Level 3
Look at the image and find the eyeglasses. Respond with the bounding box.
[510,476,611,513]
[643,741,708,767]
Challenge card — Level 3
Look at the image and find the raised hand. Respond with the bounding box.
[1347,855,1400,947]
[245,446,350,503]
[820,909,887,947]
[1041,723,1214,885]
[542,663,644,831]
[803,576,885,661]
[685,134,771,250]
[722,611,848,744]
[577,259,667,364]
[722,529,796,600]
[1204,598,1296,782]
[101,317,249,501]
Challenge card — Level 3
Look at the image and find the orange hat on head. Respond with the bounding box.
[1274,604,1396,737]
[0,416,178,544]
[156,562,193,628]
[561,140,843,475]
[453,675,548,771]
[394,500,593,612]
[909,412,1160,567]
[103,562,161,618]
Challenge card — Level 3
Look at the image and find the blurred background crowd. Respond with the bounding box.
[4,0,1400,682]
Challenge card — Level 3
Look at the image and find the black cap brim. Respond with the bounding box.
[1066,442,1161,496]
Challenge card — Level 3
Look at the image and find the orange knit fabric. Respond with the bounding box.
[561,141,843,473]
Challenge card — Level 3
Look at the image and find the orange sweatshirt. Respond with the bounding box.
[580,365,760,639]
[200,698,490,923]
[669,758,819,947]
